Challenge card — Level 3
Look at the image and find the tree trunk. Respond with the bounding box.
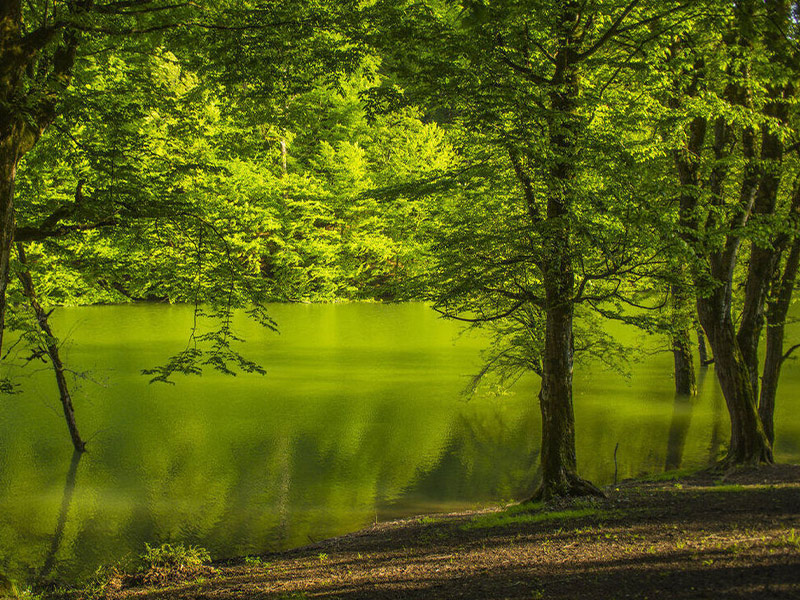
[736,106,788,399]
[674,82,772,466]
[672,329,695,395]
[760,218,800,444]
[698,302,771,465]
[671,283,696,395]
[16,244,86,452]
[1,2,81,358]
[0,139,19,356]
[529,10,601,500]
[696,324,710,365]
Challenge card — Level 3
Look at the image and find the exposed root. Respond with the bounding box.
[716,446,774,472]
[526,471,605,504]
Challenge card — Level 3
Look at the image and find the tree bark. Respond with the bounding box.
[698,301,772,465]
[760,240,799,444]
[1,2,81,355]
[759,186,800,444]
[674,108,772,465]
[16,244,86,452]
[696,324,710,365]
[0,143,18,355]
[736,97,789,399]
[671,283,696,395]
[529,5,601,501]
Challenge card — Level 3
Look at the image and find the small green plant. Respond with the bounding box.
[74,563,129,600]
[417,516,437,525]
[243,555,269,568]
[138,542,212,586]
[776,528,800,549]
[317,552,328,563]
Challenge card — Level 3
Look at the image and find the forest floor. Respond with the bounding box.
[111,464,800,600]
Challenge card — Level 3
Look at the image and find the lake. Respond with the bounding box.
[0,302,798,587]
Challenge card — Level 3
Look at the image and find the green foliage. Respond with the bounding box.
[137,543,211,586]
[76,563,127,600]
[242,556,270,568]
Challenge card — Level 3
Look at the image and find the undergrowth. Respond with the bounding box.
[137,543,212,586]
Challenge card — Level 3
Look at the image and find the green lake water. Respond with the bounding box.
[0,302,798,586]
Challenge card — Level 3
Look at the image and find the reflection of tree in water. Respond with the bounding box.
[38,451,82,584]
[409,402,540,503]
[665,393,695,471]
[704,368,726,465]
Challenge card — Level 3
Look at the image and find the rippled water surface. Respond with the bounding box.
[0,303,798,585]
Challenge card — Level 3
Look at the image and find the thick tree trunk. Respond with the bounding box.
[529,10,601,500]
[17,244,86,452]
[1,2,81,359]
[534,226,601,500]
[735,0,796,441]
[698,302,772,465]
[674,80,772,466]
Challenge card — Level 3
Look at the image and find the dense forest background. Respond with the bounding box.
[2,0,800,499]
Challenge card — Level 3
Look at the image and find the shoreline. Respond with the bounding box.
[87,464,800,599]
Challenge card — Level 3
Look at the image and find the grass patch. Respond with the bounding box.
[708,484,746,493]
[463,503,607,531]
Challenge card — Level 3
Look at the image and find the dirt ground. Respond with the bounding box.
[114,464,800,600]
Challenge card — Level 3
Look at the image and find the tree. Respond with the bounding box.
[365,0,692,499]
[660,0,800,465]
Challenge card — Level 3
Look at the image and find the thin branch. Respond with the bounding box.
[577,0,642,62]
[783,343,800,362]
[432,301,525,323]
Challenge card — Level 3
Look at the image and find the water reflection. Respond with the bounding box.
[39,451,82,583]
[0,303,797,587]
[665,394,694,471]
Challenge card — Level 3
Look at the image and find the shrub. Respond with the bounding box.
[137,543,212,586]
